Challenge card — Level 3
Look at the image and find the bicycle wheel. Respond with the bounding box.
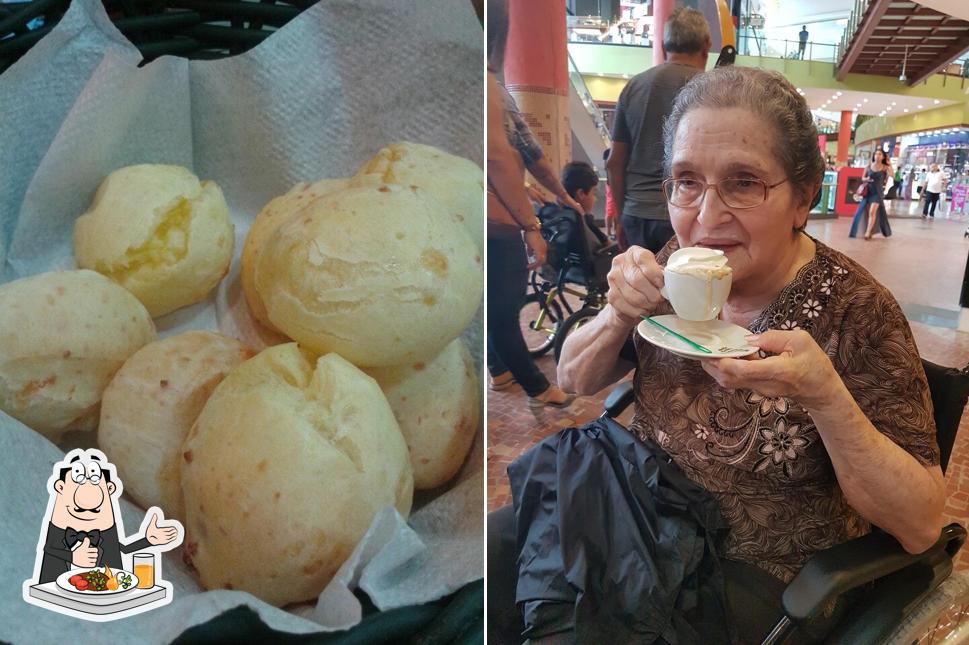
[553,306,600,362]
[519,293,563,357]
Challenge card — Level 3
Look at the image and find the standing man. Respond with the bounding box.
[799,25,809,59]
[923,163,945,218]
[606,7,711,253]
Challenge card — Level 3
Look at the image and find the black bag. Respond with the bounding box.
[508,416,732,643]
[536,203,582,273]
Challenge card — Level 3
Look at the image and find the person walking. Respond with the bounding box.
[486,0,574,409]
[606,7,711,253]
[923,164,945,218]
[849,149,893,240]
[799,25,809,59]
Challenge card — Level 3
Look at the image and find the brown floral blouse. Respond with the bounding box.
[630,237,940,583]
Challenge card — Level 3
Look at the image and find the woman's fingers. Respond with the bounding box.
[702,355,791,394]
[608,277,656,320]
[624,247,665,289]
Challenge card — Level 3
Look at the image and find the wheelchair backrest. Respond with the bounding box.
[537,203,613,280]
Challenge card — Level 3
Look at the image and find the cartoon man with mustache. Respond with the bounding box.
[35,449,179,583]
[25,448,182,620]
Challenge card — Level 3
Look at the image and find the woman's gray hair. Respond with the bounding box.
[663,66,825,208]
[664,7,711,55]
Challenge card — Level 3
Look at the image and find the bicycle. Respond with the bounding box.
[517,251,612,362]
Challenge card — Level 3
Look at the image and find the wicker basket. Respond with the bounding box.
[0,0,309,72]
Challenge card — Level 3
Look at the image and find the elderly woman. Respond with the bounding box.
[557,66,943,640]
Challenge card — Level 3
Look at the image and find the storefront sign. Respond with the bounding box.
[952,185,967,214]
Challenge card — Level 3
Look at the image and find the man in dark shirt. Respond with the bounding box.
[799,26,809,59]
[606,7,711,253]
[33,449,180,584]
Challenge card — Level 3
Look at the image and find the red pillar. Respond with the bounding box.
[504,0,570,187]
[836,110,853,166]
[652,0,675,65]
[818,134,827,155]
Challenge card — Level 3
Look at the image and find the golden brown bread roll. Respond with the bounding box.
[74,164,234,317]
[365,339,479,489]
[0,270,155,439]
[180,343,413,606]
[254,181,482,367]
[355,142,483,253]
[98,331,253,521]
[240,178,350,332]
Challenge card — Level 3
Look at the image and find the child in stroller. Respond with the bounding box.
[536,162,617,289]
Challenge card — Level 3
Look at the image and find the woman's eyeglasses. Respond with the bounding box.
[662,177,788,209]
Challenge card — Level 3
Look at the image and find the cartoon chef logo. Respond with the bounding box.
[23,448,183,621]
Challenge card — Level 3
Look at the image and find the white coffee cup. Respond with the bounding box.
[659,248,732,321]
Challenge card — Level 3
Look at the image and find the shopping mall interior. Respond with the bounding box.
[489,0,969,587]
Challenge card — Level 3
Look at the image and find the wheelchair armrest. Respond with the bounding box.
[601,381,635,419]
[781,523,967,621]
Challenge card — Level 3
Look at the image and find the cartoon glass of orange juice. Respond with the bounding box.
[133,553,154,589]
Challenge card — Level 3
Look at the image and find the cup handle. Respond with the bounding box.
[659,286,669,300]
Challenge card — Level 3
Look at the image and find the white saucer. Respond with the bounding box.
[637,315,759,360]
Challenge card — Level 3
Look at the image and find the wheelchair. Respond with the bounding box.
[488,359,969,644]
[518,206,617,360]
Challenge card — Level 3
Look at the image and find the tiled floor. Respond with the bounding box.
[488,201,969,570]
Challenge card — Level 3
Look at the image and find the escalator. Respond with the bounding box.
[567,52,611,168]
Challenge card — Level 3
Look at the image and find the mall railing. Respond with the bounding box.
[569,33,841,64]
[737,36,840,62]
[567,51,611,149]
[839,0,871,67]
[838,1,969,79]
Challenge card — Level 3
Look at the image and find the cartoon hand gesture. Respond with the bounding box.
[145,513,178,546]
[71,537,98,568]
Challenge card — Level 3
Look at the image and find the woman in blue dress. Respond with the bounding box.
[850,149,893,239]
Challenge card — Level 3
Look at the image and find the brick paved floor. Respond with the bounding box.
[488,205,969,570]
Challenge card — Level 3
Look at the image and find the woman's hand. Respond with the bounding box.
[524,184,547,206]
[523,229,547,270]
[701,330,840,410]
[559,193,585,215]
[604,246,665,329]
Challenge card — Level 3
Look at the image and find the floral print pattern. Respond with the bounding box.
[802,299,822,318]
[746,391,790,417]
[630,238,939,583]
[754,419,811,475]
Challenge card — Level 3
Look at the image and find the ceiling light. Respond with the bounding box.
[891,101,897,106]
[917,104,924,109]
[886,106,892,111]
[899,45,908,82]
[904,109,909,113]
[863,99,869,103]
[935,100,941,104]
[836,92,843,96]
[623,74,630,78]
